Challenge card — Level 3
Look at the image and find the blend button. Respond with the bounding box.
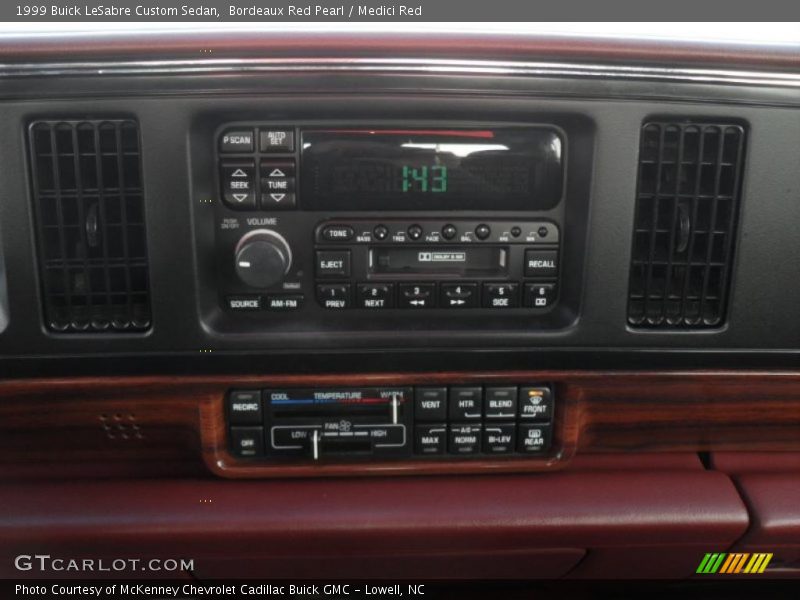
[485,386,518,419]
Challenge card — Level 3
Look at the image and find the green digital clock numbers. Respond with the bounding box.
[401,165,447,193]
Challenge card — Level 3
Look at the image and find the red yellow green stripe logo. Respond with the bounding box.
[696,553,773,574]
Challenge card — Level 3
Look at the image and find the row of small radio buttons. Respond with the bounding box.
[229,422,551,457]
[321,223,553,243]
[317,282,558,310]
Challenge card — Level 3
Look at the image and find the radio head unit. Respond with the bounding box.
[198,118,583,339]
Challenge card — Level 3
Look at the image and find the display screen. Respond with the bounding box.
[300,128,564,211]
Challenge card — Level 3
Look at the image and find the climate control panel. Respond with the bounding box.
[227,383,555,462]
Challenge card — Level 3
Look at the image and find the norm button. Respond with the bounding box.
[415,387,447,421]
[519,386,554,421]
[485,386,518,419]
[260,129,295,153]
[227,390,262,425]
[316,250,351,278]
[449,386,483,421]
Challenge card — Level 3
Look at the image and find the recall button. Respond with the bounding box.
[524,249,559,278]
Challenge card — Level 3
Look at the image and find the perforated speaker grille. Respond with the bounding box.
[28,119,151,332]
[627,121,746,328]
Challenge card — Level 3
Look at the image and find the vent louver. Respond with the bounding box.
[28,119,151,332]
[627,121,745,328]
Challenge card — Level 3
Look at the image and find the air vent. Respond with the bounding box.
[28,119,151,332]
[627,121,745,328]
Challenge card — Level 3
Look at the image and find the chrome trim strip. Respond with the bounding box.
[1,57,800,88]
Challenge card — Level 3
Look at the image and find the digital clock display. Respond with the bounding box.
[300,128,564,211]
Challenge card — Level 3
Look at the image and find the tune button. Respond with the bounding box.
[475,224,491,240]
[441,224,457,240]
[373,225,389,241]
[408,224,424,240]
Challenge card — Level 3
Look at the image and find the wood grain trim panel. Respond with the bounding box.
[0,370,798,479]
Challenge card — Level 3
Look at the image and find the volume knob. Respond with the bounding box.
[234,229,292,289]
